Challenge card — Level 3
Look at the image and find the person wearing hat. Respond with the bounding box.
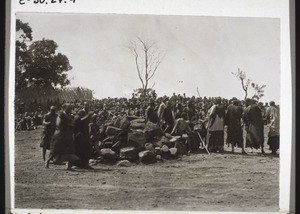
[40,106,57,161]
[146,99,159,124]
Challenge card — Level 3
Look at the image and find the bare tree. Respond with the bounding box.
[232,68,251,101]
[127,37,164,97]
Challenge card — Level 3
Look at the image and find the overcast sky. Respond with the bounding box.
[16,13,280,103]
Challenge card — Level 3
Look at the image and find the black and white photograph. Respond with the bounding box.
[6,0,294,213]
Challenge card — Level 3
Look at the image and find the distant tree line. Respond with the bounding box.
[15,19,94,102]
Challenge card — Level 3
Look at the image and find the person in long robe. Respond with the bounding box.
[206,98,225,153]
[45,103,79,170]
[89,114,102,158]
[265,101,280,155]
[157,97,168,125]
[145,99,159,124]
[73,109,94,169]
[40,106,57,161]
[162,101,175,133]
[243,99,265,153]
[225,99,246,154]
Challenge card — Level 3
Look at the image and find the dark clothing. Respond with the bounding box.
[184,107,197,122]
[50,112,78,163]
[207,104,225,152]
[162,106,175,133]
[207,131,224,152]
[225,104,243,148]
[89,122,101,158]
[40,112,57,150]
[73,114,93,167]
[146,106,158,124]
[267,136,279,153]
[175,108,184,119]
[243,104,264,149]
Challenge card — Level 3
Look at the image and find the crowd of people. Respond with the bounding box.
[15,93,280,170]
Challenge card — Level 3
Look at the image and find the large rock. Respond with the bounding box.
[130,118,146,123]
[104,141,114,148]
[100,148,118,162]
[106,126,123,136]
[174,141,187,156]
[143,122,164,141]
[162,140,175,148]
[130,121,146,130]
[126,116,142,121]
[113,117,122,128]
[161,145,171,158]
[169,147,178,156]
[127,129,147,151]
[111,141,123,153]
[104,121,114,127]
[119,116,131,130]
[144,143,156,153]
[117,160,132,167]
[170,136,182,143]
[152,136,170,148]
[119,147,138,161]
[155,155,162,161]
[138,150,156,164]
[161,136,181,148]
[154,147,162,155]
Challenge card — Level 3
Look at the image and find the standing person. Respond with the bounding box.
[45,103,79,170]
[157,97,168,124]
[170,112,192,153]
[145,99,159,124]
[89,114,102,158]
[24,112,32,130]
[162,101,175,133]
[243,99,265,154]
[40,106,57,161]
[225,99,246,154]
[206,97,225,153]
[174,102,184,119]
[73,109,94,169]
[265,101,280,155]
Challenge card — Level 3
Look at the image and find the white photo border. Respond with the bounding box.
[6,0,293,213]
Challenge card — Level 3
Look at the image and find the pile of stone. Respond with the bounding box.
[94,115,190,166]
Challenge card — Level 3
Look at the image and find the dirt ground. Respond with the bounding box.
[14,126,279,211]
